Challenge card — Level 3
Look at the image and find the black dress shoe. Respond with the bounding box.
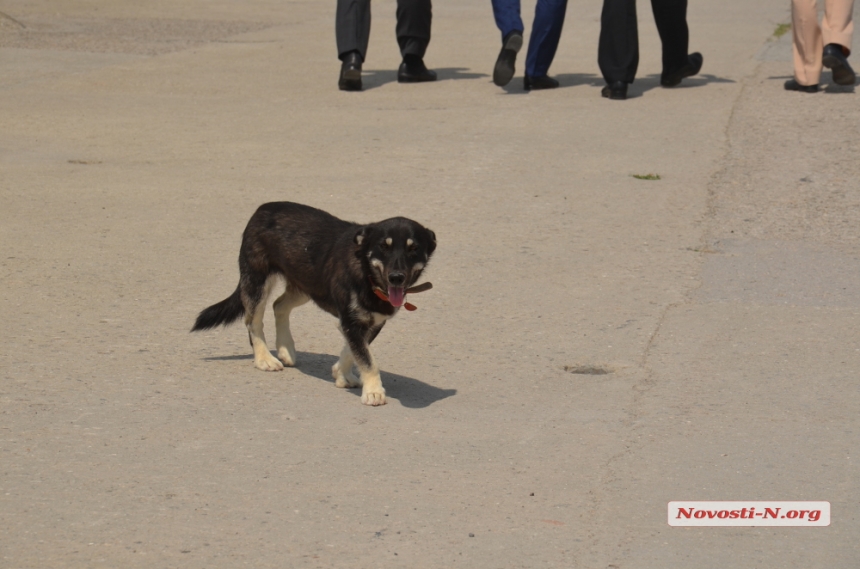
[338,51,362,91]
[397,57,437,83]
[784,79,819,93]
[661,52,703,87]
[601,81,628,100]
[822,43,856,86]
[523,74,559,90]
[493,31,523,87]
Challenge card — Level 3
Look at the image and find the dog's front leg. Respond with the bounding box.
[337,321,385,406]
[331,342,359,389]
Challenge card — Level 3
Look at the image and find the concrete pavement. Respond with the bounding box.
[1,0,857,567]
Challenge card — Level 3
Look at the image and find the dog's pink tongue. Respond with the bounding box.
[388,286,405,307]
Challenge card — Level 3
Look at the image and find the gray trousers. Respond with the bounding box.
[336,0,432,61]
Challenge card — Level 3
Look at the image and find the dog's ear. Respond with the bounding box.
[354,226,370,247]
[425,228,437,255]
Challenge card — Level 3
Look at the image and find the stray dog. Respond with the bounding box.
[192,202,436,406]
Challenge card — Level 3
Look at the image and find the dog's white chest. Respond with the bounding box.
[371,312,389,327]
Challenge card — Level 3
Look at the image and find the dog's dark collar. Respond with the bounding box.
[370,280,433,311]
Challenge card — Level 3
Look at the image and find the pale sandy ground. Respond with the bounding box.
[1,1,858,567]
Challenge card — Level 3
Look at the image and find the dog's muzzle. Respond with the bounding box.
[371,279,433,311]
[387,272,406,307]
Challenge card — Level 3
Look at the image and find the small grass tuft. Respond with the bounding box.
[564,365,613,375]
[685,245,719,254]
[631,173,661,180]
[773,23,791,38]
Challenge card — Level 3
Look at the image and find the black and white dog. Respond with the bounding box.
[192,202,436,406]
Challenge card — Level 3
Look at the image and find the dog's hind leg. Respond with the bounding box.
[244,276,283,372]
[273,285,310,366]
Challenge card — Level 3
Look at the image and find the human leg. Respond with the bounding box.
[491,0,525,86]
[598,0,639,85]
[651,0,703,86]
[396,0,432,59]
[822,0,854,51]
[651,0,689,73]
[524,0,569,78]
[491,0,524,40]
[336,0,370,90]
[395,0,436,82]
[336,0,371,61]
[791,0,824,86]
[821,0,856,84]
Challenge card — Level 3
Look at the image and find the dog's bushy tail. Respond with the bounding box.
[191,286,244,331]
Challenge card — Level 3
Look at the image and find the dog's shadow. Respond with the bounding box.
[205,351,455,408]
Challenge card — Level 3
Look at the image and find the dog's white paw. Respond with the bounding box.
[332,362,360,388]
[277,346,297,367]
[361,388,386,406]
[255,353,284,371]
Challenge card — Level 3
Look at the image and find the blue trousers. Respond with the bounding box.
[491,0,569,77]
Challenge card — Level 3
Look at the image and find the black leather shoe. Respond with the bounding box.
[661,52,703,87]
[338,51,362,91]
[523,74,559,90]
[601,81,628,100]
[784,79,819,93]
[397,57,437,83]
[493,31,523,87]
[822,43,856,86]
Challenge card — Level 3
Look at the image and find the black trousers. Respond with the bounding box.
[598,0,689,83]
[336,0,432,61]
